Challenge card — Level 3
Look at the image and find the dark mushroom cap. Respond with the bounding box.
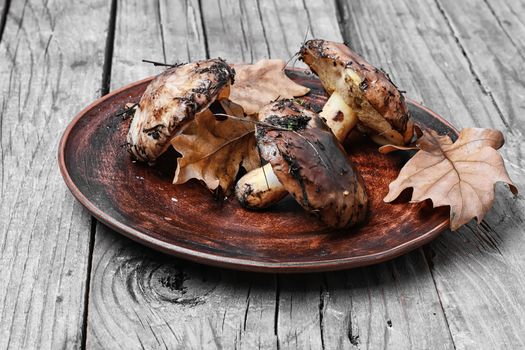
[128,58,235,162]
[256,99,368,228]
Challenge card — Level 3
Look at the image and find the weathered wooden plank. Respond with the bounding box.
[323,251,454,350]
[161,0,207,63]
[428,1,525,347]
[88,225,279,349]
[436,0,525,135]
[86,0,455,349]
[275,274,325,350]
[109,0,207,90]
[483,0,525,53]
[338,0,525,348]
[200,0,264,62]
[0,0,110,349]
[109,0,165,89]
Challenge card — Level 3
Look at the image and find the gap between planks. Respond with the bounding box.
[80,0,118,349]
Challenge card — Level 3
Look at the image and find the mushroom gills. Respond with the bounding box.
[321,64,406,146]
[299,39,414,146]
[340,68,406,146]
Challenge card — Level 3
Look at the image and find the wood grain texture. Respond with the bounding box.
[89,225,279,349]
[85,0,454,349]
[110,0,207,90]
[483,0,525,56]
[110,0,166,89]
[324,251,453,349]
[338,0,525,347]
[436,0,525,134]
[428,0,525,347]
[0,0,110,349]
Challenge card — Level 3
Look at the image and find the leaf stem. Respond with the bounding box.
[213,113,329,170]
[191,130,255,163]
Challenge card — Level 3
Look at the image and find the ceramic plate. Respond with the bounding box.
[58,69,455,272]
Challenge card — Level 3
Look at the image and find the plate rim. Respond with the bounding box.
[58,72,455,273]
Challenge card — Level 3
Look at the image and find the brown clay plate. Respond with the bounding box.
[58,69,456,273]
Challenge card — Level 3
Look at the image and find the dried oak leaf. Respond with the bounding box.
[170,108,260,193]
[230,59,310,115]
[378,144,418,154]
[384,128,517,230]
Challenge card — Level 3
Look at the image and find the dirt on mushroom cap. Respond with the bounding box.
[256,99,368,228]
[127,58,235,163]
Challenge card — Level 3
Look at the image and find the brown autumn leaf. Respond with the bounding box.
[384,128,518,230]
[230,59,310,115]
[378,144,418,154]
[170,107,260,193]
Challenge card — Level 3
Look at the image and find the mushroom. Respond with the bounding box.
[299,39,414,146]
[235,163,285,209]
[236,92,358,210]
[236,99,368,228]
[128,58,235,163]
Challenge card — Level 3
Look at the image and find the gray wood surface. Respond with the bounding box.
[1,0,524,349]
[437,0,524,134]
[0,0,110,349]
[484,0,525,55]
[338,0,525,348]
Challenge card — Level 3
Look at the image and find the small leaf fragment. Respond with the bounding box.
[378,144,418,154]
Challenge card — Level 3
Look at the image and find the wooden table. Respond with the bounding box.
[1,0,524,349]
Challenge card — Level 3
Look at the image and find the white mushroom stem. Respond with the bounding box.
[319,91,358,142]
[235,93,356,209]
[235,163,285,209]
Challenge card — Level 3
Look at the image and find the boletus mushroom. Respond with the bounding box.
[300,39,414,146]
[236,99,368,228]
[128,58,235,163]
[236,91,359,211]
